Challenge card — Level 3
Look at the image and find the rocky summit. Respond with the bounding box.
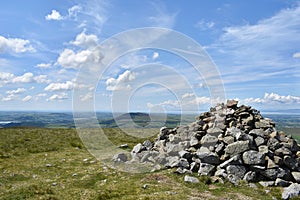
[114,100,300,199]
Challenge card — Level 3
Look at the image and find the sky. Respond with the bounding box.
[0,0,299,112]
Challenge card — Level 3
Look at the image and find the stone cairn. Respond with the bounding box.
[114,100,300,199]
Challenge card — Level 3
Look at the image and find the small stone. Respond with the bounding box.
[223,136,235,144]
[198,163,215,176]
[255,136,265,147]
[275,178,290,187]
[184,175,199,183]
[113,153,128,162]
[226,99,238,108]
[52,182,57,186]
[227,174,240,185]
[46,164,52,167]
[266,157,278,169]
[142,184,148,189]
[259,181,274,187]
[243,171,257,182]
[143,140,152,149]
[292,172,300,183]
[119,144,129,148]
[258,145,269,154]
[218,155,242,168]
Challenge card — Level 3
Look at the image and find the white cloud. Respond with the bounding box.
[0,35,34,53]
[0,72,14,86]
[37,93,47,97]
[36,63,52,68]
[195,19,215,30]
[80,92,93,101]
[152,52,159,60]
[12,72,34,83]
[44,81,73,92]
[57,47,102,69]
[45,10,63,21]
[71,32,98,48]
[182,93,195,99]
[149,6,177,28]
[214,5,300,66]
[1,94,15,102]
[47,93,68,101]
[34,75,50,84]
[6,88,26,95]
[244,93,300,104]
[147,99,180,109]
[68,5,81,18]
[293,52,300,58]
[106,70,136,91]
[22,95,32,102]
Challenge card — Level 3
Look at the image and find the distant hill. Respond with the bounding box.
[99,112,151,128]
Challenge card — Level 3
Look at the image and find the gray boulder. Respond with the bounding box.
[224,140,249,157]
[242,150,265,165]
[282,183,300,200]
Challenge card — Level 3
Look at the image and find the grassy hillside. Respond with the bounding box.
[0,127,285,199]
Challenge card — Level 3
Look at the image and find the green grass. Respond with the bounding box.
[0,127,285,199]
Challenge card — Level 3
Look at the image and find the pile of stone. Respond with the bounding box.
[114,100,300,199]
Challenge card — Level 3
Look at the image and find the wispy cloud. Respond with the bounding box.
[195,19,215,30]
[148,2,177,28]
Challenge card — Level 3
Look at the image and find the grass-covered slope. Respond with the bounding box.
[0,127,287,199]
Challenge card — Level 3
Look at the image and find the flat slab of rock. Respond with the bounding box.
[224,140,249,157]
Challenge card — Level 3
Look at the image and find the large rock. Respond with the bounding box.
[282,183,300,200]
[242,150,265,165]
[224,140,249,157]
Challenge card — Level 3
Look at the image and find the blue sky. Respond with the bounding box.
[0,0,299,112]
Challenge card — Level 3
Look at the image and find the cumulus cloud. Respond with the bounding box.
[47,93,68,101]
[57,47,102,69]
[244,93,300,104]
[106,70,136,91]
[12,72,34,83]
[293,52,300,58]
[45,10,63,20]
[71,31,98,48]
[0,35,35,53]
[0,72,14,86]
[34,75,50,84]
[6,88,26,95]
[22,95,32,102]
[44,81,73,92]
